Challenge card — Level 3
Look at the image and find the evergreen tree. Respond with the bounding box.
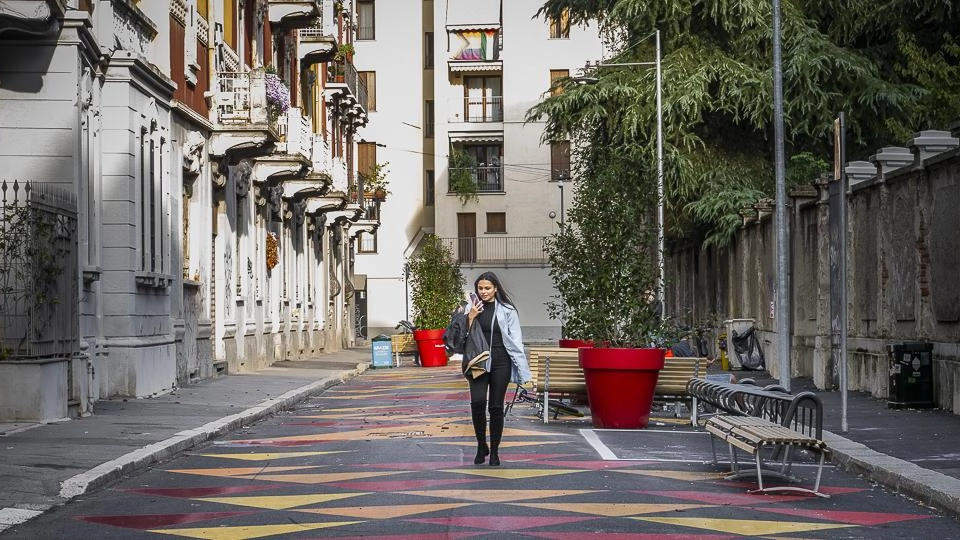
[528,0,960,246]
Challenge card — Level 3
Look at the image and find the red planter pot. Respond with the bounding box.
[559,339,594,348]
[578,347,666,429]
[413,329,448,367]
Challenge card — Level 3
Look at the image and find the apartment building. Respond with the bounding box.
[354,0,602,340]
[0,0,375,421]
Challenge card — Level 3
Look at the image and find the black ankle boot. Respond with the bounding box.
[474,443,489,464]
[488,447,500,467]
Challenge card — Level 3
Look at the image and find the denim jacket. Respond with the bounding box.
[491,301,532,384]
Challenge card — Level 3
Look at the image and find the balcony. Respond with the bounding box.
[0,0,65,37]
[449,164,504,192]
[251,108,312,183]
[440,236,548,266]
[325,59,368,112]
[268,0,322,31]
[208,70,278,157]
[297,0,337,65]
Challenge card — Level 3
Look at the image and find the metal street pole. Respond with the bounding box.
[655,29,665,320]
[772,0,791,390]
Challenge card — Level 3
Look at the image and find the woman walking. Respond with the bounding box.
[463,272,531,466]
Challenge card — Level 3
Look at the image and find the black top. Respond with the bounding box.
[476,300,504,348]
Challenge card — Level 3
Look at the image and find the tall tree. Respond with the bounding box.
[528,0,960,246]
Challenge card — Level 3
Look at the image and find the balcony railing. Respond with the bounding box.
[449,165,504,192]
[460,96,503,122]
[326,58,368,111]
[277,107,312,159]
[298,0,336,39]
[212,70,269,125]
[440,236,548,265]
[362,199,380,221]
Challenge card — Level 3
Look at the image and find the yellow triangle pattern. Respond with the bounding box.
[232,471,398,484]
[197,451,347,461]
[511,502,711,517]
[441,468,584,479]
[400,489,597,502]
[196,492,367,510]
[168,466,319,478]
[616,469,729,482]
[635,517,854,536]
[296,502,471,519]
[150,522,361,540]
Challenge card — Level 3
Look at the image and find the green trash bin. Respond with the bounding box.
[371,334,393,368]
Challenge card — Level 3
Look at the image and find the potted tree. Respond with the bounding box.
[537,133,675,428]
[408,234,465,367]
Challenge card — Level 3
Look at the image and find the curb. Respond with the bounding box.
[824,430,960,517]
[58,363,367,500]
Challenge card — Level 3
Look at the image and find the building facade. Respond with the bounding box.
[0,0,377,422]
[354,0,603,341]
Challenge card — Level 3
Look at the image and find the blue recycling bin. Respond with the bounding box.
[371,334,393,368]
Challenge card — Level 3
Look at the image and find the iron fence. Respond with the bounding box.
[0,180,78,360]
[449,165,504,192]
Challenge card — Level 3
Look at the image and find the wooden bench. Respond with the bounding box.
[654,356,705,425]
[506,347,586,423]
[705,414,830,497]
[391,334,418,366]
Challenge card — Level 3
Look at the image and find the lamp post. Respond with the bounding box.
[579,30,665,319]
[550,170,569,228]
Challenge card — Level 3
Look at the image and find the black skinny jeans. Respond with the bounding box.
[469,345,511,413]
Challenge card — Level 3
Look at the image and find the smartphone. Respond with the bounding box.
[469,292,483,311]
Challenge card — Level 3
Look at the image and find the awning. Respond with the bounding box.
[449,61,502,72]
[449,132,504,143]
[446,0,500,29]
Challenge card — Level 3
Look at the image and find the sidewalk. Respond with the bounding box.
[2,349,960,532]
[0,348,371,532]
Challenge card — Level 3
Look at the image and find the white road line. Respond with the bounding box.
[0,508,45,531]
[580,428,619,460]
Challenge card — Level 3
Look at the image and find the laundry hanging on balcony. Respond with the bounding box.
[451,30,498,61]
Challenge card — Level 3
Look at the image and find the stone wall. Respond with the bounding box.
[669,131,960,412]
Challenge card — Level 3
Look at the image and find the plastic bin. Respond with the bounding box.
[723,319,755,370]
[371,334,393,368]
[888,342,934,409]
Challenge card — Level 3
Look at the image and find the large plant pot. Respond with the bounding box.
[413,329,448,367]
[559,339,594,348]
[578,347,665,429]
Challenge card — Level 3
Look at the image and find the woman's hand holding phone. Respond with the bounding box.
[469,292,483,312]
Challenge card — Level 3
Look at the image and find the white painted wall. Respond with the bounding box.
[353,0,426,333]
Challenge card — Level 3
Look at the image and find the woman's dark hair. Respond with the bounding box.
[474,271,517,311]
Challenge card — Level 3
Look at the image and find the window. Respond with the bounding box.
[357,141,377,190]
[358,231,377,253]
[424,100,434,138]
[425,169,435,206]
[550,69,569,97]
[459,144,503,192]
[424,32,434,69]
[463,76,502,122]
[486,212,506,234]
[548,8,570,39]
[138,120,167,273]
[356,0,375,40]
[551,140,571,181]
[358,71,376,111]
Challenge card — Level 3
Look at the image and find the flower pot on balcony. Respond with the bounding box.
[579,347,665,429]
[413,328,448,367]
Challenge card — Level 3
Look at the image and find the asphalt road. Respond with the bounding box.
[4,365,959,539]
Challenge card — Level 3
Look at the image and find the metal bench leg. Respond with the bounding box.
[691,397,699,426]
[542,389,549,425]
